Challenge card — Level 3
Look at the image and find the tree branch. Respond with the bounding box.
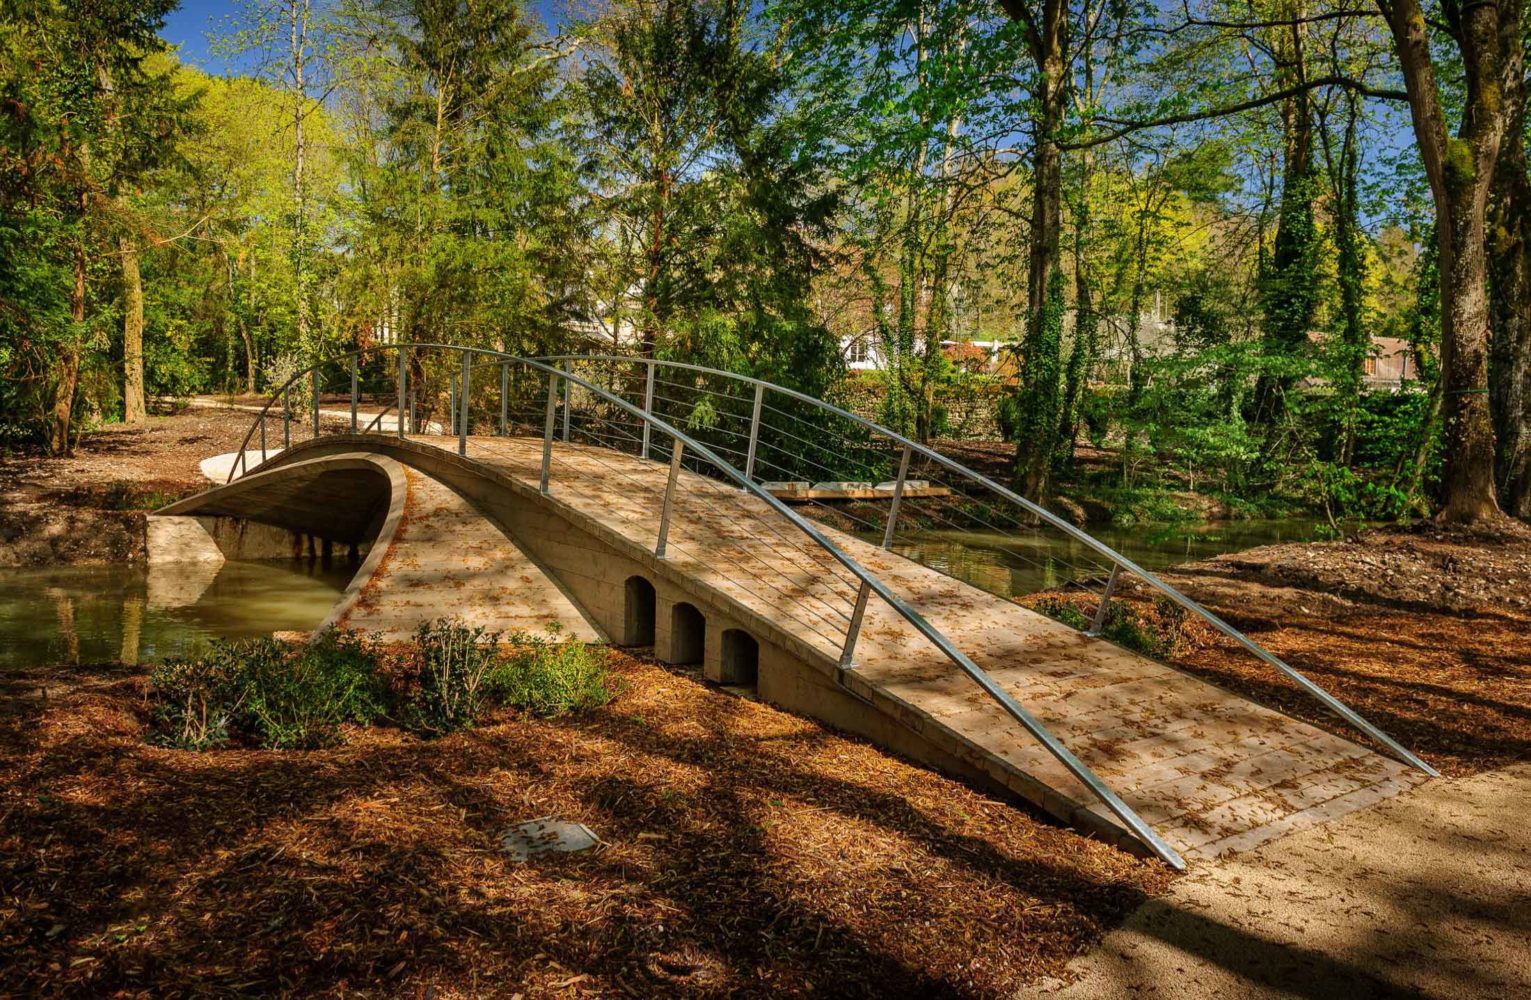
[1061,76,1409,150]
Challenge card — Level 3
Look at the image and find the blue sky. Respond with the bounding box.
[159,0,570,76]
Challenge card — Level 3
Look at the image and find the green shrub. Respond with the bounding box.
[147,644,250,750]
[405,619,501,735]
[488,626,619,717]
[243,629,388,749]
[147,629,387,750]
[1029,596,1189,659]
[1031,597,1091,631]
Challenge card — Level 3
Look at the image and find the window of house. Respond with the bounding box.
[1364,357,1377,376]
[846,337,871,365]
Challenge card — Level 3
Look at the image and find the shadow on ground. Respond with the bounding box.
[0,653,1171,999]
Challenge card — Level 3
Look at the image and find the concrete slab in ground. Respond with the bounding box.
[1024,763,1531,999]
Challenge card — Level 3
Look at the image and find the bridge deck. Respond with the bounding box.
[328,435,1425,859]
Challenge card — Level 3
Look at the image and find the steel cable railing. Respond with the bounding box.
[223,343,1195,869]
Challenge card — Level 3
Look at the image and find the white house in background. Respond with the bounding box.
[840,290,1178,378]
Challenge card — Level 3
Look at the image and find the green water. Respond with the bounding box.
[0,559,356,669]
[881,518,1327,598]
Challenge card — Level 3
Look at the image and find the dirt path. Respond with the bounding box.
[1028,762,1531,999]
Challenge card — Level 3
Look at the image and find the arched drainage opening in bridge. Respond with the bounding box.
[624,576,656,646]
[669,602,706,665]
[720,629,759,688]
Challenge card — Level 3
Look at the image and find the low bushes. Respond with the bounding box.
[146,620,617,750]
[1028,594,1191,659]
[487,624,621,718]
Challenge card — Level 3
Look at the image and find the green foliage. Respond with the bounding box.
[403,619,502,736]
[147,644,250,750]
[1031,597,1189,659]
[243,630,389,749]
[147,630,387,750]
[486,625,621,718]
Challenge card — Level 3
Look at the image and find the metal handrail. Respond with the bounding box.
[223,342,1191,869]
[538,354,1439,780]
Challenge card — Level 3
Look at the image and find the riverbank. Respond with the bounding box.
[0,651,1171,999]
[0,410,253,567]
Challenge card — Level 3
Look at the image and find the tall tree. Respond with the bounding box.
[0,0,180,451]
[1377,0,1522,523]
[1488,30,1530,519]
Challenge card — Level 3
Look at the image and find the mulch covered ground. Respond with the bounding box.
[1023,522,1531,778]
[0,652,1172,999]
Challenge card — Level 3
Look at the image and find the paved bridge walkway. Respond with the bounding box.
[190,430,1424,863]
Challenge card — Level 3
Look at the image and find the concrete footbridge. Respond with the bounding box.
[154,346,1436,869]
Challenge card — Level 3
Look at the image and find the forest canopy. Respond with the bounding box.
[0,0,1527,524]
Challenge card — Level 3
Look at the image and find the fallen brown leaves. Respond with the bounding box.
[0,653,1171,999]
[1026,528,1531,778]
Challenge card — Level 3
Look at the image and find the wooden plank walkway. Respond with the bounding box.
[361,434,1429,860]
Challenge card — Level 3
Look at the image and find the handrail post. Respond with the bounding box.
[349,355,358,432]
[840,583,872,668]
[397,349,407,439]
[881,444,913,549]
[499,363,509,436]
[259,415,266,462]
[540,370,557,494]
[449,372,458,439]
[1089,564,1122,636]
[561,363,571,442]
[744,382,764,481]
[655,438,684,558]
[641,362,655,460]
[311,368,320,439]
[459,350,470,456]
[282,388,290,449]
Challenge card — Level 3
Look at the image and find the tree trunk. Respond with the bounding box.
[1437,185,1503,521]
[1381,0,1510,523]
[290,0,312,355]
[50,246,86,455]
[1488,34,1531,519]
[1322,96,1366,465]
[1027,101,1064,320]
[1001,0,1068,500]
[121,236,146,424]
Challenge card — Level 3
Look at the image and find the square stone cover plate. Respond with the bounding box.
[501,816,601,862]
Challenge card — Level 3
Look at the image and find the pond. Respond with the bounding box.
[881,518,1328,599]
[0,559,356,670]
